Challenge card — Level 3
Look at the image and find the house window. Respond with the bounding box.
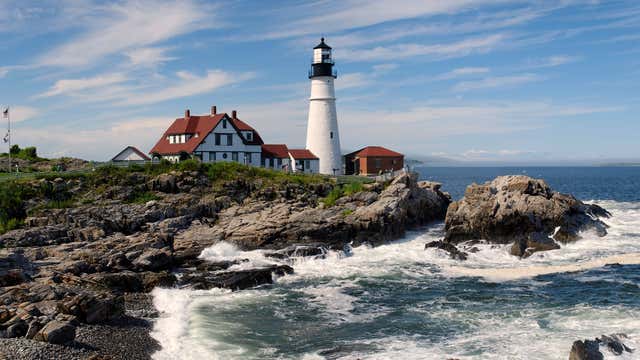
[227,134,233,146]
[305,160,310,169]
[330,132,333,139]
[277,158,282,167]
[222,119,227,128]
[246,132,253,141]
[215,134,221,146]
[246,153,252,164]
[222,153,228,159]
[232,152,238,161]
[375,158,382,168]
[261,157,265,166]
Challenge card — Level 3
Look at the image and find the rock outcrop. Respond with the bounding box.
[569,334,634,359]
[443,175,610,257]
[0,168,450,350]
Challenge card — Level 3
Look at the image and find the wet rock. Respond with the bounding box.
[445,176,610,255]
[425,240,468,261]
[185,265,294,291]
[34,320,76,344]
[264,244,328,260]
[569,334,634,359]
[510,232,561,258]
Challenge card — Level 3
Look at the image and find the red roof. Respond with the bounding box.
[348,146,403,158]
[149,113,263,155]
[262,144,289,158]
[288,149,318,160]
[111,146,150,161]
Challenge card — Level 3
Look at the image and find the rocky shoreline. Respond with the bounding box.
[0,166,626,359]
[0,165,450,359]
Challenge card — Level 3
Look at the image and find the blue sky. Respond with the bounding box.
[0,0,639,164]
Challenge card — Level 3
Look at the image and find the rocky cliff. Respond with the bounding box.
[0,164,450,355]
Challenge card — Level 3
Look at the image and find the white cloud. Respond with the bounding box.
[523,55,581,69]
[452,74,542,92]
[372,63,398,73]
[336,73,372,90]
[125,47,176,67]
[436,67,490,80]
[39,0,217,67]
[13,117,174,160]
[37,73,128,98]
[120,70,255,106]
[35,69,254,106]
[264,0,518,40]
[339,34,505,62]
[3,106,39,123]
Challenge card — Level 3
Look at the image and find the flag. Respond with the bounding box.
[2,134,8,143]
[2,107,8,119]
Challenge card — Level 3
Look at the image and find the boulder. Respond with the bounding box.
[445,176,610,255]
[425,240,468,261]
[185,265,294,291]
[569,334,634,359]
[132,248,173,271]
[510,232,561,258]
[34,320,76,344]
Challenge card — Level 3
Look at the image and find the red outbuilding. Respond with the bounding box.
[344,146,404,176]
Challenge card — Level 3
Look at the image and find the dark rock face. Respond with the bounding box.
[510,232,561,258]
[33,320,76,344]
[444,176,610,256]
[183,265,294,291]
[569,334,634,360]
[425,240,468,261]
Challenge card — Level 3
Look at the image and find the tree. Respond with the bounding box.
[23,147,37,159]
[9,145,20,155]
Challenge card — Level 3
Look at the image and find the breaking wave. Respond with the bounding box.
[151,200,640,359]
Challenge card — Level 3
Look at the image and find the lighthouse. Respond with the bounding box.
[305,38,342,175]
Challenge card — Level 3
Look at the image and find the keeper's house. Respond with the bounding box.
[344,146,404,176]
[150,107,264,165]
[150,107,320,174]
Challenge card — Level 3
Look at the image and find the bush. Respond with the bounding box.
[0,182,26,234]
[322,187,343,207]
[9,145,20,155]
[343,181,364,196]
[178,159,201,172]
[23,147,37,159]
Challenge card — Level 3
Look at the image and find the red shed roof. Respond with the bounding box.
[150,112,263,155]
[262,144,289,158]
[347,146,403,158]
[288,149,318,160]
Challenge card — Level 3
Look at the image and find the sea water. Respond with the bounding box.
[151,167,640,360]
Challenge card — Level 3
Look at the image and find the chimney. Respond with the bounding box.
[211,105,217,115]
[184,109,190,119]
[232,110,237,119]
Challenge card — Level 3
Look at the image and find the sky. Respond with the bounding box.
[0,0,639,164]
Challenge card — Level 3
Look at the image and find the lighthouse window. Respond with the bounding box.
[330,132,333,139]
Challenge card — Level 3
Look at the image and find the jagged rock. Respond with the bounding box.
[152,173,178,193]
[34,320,76,344]
[264,244,328,260]
[569,334,634,359]
[57,293,123,324]
[5,318,28,338]
[570,339,603,360]
[445,176,610,254]
[425,240,468,261]
[510,232,561,258]
[132,248,173,271]
[185,265,294,291]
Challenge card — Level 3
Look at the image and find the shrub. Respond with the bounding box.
[343,181,364,196]
[0,182,26,234]
[126,191,161,204]
[322,187,343,207]
[9,145,20,155]
[178,159,202,172]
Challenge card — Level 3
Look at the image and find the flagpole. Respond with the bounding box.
[8,107,11,174]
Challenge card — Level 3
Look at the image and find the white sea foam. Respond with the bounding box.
[151,199,640,359]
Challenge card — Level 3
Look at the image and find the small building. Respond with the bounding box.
[261,144,291,171]
[288,149,319,174]
[344,146,404,176]
[111,146,150,163]
[149,107,263,164]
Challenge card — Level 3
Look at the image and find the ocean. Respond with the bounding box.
[150,167,640,360]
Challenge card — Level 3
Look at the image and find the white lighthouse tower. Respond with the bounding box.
[305,38,342,175]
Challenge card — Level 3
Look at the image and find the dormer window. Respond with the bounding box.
[222,119,227,129]
[245,132,253,141]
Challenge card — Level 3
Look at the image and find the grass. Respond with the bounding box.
[126,191,161,204]
[341,209,354,217]
[322,180,367,207]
